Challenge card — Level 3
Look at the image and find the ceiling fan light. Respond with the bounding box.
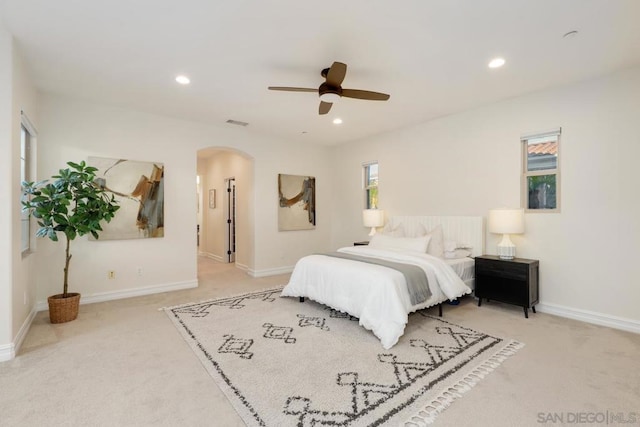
[319,92,341,103]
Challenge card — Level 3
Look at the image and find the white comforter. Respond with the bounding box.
[281,246,472,349]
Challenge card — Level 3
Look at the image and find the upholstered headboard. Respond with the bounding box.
[386,216,485,258]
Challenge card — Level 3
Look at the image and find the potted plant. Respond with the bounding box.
[22,160,120,323]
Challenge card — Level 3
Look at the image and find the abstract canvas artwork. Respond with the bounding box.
[88,157,164,240]
[278,174,316,231]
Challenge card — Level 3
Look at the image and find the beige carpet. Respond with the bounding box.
[164,287,523,426]
[1,257,639,426]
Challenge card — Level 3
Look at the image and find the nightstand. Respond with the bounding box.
[474,255,539,318]
[353,241,369,246]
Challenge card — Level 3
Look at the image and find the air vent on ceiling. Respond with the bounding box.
[226,119,249,127]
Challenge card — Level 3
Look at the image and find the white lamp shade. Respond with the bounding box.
[488,208,525,235]
[489,208,524,259]
[363,209,384,236]
[362,209,385,227]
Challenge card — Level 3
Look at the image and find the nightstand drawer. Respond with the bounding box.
[476,275,528,304]
[475,258,527,280]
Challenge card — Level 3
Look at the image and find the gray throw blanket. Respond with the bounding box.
[321,252,431,305]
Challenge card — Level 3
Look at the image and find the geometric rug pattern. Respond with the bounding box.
[164,288,523,426]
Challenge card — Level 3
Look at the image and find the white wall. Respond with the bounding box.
[0,25,40,361]
[34,93,333,304]
[248,141,333,275]
[0,22,14,357]
[331,66,640,326]
[12,42,39,339]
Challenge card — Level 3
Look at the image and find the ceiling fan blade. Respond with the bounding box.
[319,101,332,115]
[325,62,347,87]
[268,86,317,92]
[341,89,390,101]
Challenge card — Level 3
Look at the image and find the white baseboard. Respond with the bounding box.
[236,263,288,278]
[0,343,13,362]
[235,262,249,273]
[197,254,291,278]
[14,305,38,353]
[36,279,198,312]
[248,265,294,278]
[0,304,38,362]
[537,302,640,334]
[198,251,224,262]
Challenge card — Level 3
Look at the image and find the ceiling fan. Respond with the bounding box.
[268,61,390,115]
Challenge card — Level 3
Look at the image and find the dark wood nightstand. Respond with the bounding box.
[353,241,369,246]
[474,255,539,318]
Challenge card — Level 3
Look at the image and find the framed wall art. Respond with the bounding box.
[278,173,316,231]
[209,189,216,209]
[88,156,164,240]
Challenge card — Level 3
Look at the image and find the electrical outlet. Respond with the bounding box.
[137,267,143,277]
[108,270,115,279]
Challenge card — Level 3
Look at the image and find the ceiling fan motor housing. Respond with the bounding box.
[318,82,342,102]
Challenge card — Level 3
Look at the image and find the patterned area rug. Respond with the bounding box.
[164,288,523,426]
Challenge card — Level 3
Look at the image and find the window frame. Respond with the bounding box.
[521,128,561,213]
[20,111,37,255]
[363,161,378,209]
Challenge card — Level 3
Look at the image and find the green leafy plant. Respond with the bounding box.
[22,161,120,297]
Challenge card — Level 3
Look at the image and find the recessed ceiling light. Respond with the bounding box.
[175,75,190,85]
[333,118,343,125]
[488,58,506,69]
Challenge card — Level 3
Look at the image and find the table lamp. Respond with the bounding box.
[362,209,385,236]
[488,208,525,259]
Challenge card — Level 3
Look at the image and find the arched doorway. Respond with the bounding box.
[196,147,253,271]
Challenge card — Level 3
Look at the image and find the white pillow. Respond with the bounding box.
[425,225,445,257]
[381,223,405,237]
[444,239,472,252]
[444,249,472,259]
[444,240,458,253]
[369,234,431,253]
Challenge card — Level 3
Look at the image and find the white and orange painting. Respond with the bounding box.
[278,173,315,231]
[89,157,164,240]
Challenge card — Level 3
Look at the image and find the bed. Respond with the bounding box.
[281,216,484,349]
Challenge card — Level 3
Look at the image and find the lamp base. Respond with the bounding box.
[497,234,516,259]
[368,227,377,237]
[497,249,516,260]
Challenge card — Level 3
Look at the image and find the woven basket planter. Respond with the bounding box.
[47,293,81,324]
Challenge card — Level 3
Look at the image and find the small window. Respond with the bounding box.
[363,162,378,209]
[20,125,31,253]
[20,112,37,254]
[521,128,560,212]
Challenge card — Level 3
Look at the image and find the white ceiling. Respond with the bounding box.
[2,0,640,145]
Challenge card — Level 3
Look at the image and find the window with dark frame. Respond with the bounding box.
[522,129,560,212]
[363,162,378,209]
